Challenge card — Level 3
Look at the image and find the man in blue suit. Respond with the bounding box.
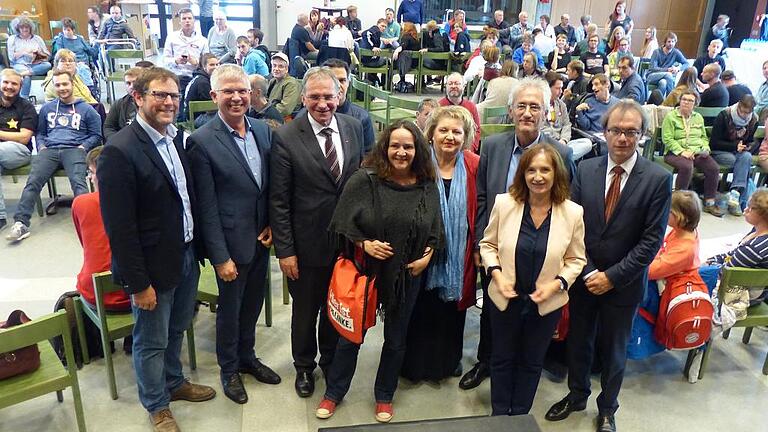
[187,64,281,405]
[546,100,672,432]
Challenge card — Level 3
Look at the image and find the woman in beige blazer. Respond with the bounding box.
[479,143,586,416]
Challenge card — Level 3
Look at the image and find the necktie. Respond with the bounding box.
[604,166,625,221]
[319,128,341,183]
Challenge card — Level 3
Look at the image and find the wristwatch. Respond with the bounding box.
[556,276,568,292]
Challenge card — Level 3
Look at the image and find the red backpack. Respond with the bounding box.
[654,271,714,350]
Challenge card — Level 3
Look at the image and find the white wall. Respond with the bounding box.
[263,0,398,50]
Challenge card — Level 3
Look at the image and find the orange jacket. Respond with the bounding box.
[648,228,701,281]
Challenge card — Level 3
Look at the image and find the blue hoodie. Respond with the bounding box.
[242,48,269,76]
[37,99,102,151]
[575,94,619,133]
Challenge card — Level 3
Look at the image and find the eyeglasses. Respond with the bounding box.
[514,103,542,114]
[216,88,250,97]
[305,94,337,102]
[58,59,76,63]
[680,98,696,104]
[605,128,642,139]
[147,91,181,102]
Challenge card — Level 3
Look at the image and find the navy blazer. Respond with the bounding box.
[570,153,672,306]
[99,121,200,295]
[187,115,272,266]
[270,112,364,266]
[475,131,575,249]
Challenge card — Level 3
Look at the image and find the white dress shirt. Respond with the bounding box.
[307,114,345,174]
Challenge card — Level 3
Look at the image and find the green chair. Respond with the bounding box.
[49,20,63,37]
[350,76,367,109]
[2,164,44,217]
[481,106,509,124]
[418,51,452,94]
[394,50,421,88]
[196,257,274,327]
[187,100,218,132]
[687,267,768,379]
[693,106,727,123]
[74,271,197,400]
[105,49,144,103]
[0,311,86,431]
[367,86,392,129]
[369,94,419,128]
[480,124,514,139]
[357,49,393,90]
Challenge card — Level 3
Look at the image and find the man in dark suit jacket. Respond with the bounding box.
[187,64,281,405]
[270,66,364,398]
[460,78,575,390]
[546,100,672,432]
[98,67,216,431]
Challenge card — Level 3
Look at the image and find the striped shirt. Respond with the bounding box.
[711,230,768,268]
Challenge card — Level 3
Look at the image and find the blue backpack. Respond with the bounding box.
[627,280,666,360]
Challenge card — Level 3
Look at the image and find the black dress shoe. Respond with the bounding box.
[596,414,616,432]
[240,359,281,385]
[295,371,315,398]
[545,396,587,421]
[222,373,248,404]
[458,362,489,390]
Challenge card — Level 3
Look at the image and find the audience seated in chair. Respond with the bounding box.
[647,32,688,97]
[438,73,482,153]
[613,56,647,103]
[7,16,52,99]
[42,49,97,104]
[51,18,99,88]
[392,22,422,92]
[512,35,545,69]
[648,190,701,281]
[247,75,284,127]
[543,71,593,160]
[185,53,220,128]
[477,60,518,119]
[574,73,618,137]
[267,53,302,118]
[6,70,102,243]
[694,39,725,89]
[662,67,699,107]
[206,11,237,64]
[722,70,753,106]
[236,36,268,77]
[104,67,147,140]
[699,63,729,109]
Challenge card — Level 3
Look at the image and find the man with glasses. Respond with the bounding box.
[270,66,364,399]
[188,64,280,405]
[7,70,101,242]
[613,57,646,103]
[461,77,574,391]
[438,73,481,153]
[546,100,671,432]
[98,67,216,432]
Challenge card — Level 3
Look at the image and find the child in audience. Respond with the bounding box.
[708,188,768,269]
[649,190,702,281]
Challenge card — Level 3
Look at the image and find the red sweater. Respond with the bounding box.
[458,151,480,310]
[438,97,482,153]
[648,228,701,281]
[71,192,130,310]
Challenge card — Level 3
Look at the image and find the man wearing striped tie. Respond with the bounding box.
[270,66,365,398]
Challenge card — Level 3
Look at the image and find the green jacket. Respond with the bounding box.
[267,76,301,117]
[662,109,709,155]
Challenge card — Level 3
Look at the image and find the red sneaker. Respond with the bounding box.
[375,402,393,423]
[316,398,337,419]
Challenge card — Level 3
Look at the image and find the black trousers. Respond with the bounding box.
[475,270,492,365]
[566,283,637,416]
[324,275,421,403]
[215,247,268,376]
[489,298,561,416]
[288,263,339,373]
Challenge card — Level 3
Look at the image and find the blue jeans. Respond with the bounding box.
[0,141,32,220]
[132,244,199,414]
[215,248,268,376]
[324,275,421,403]
[646,71,674,97]
[14,146,88,227]
[13,62,52,99]
[712,150,752,191]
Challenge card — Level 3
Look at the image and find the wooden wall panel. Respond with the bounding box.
[45,0,96,40]
[551,0,708,57]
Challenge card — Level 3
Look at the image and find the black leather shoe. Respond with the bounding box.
[222,373,248,404]
[596,414,616,432]
[545,396,587,421]
[295,371,315,398]
[458,362,489,390]
[240,359,281,385]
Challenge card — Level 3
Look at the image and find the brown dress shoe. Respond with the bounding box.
[170,380,216,402]
[150,409,181,432]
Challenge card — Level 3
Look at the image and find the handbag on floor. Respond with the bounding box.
[0,310,41,380]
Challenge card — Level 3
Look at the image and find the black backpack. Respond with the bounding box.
[50,291,106,368]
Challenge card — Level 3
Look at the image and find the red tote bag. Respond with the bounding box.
[327,253,377,345]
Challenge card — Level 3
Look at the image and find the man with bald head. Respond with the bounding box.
[700,63,729,109]
[248,74,284,125]
[554,14,576,48]
[509,11,532,49]
[291,13,318,61]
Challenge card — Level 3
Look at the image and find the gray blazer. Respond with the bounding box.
[270,112,364,266]
[475,131,575,249]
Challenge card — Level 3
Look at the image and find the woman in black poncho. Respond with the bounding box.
[316,120,444,424]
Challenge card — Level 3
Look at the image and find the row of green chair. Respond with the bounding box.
[356,49,469,95]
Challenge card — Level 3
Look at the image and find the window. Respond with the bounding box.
[423,0,521,27]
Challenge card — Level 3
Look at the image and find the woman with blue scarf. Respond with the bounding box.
[401,106,480,382]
